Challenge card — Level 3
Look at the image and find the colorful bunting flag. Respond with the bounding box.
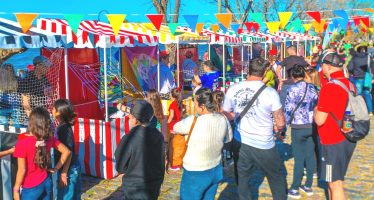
[253,23,260,32]
[146,14,165,31]
[183,15,199,32]
[306,11,321,23]
[195,23,204,34]
[290,19,303,33]
[303,24,312,32]
[312,19,326,33]
[334,10,349,20]
[361,17,370,28]
[211,24,220,33]
[215,13,232,29]
[218,23,227,32]
[250,13,263,24]
[353,17,362,26]
[64,14,85,34]
[168,23,179,35]
[364,8,374,13]
[278,12,293,29]
[231,24,240,33]
[106,14,126,35]
[266,22,281,34]
[15,13,38,33]
[244,22,253,32]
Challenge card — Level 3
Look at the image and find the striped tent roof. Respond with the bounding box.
[200,29,242,44]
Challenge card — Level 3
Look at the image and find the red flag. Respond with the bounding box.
[361,17,370,28]
[353,17,362,26]
[244,22,253,32]
[306,11,321,23]
[146,14,164,31]
[253,23,260,32]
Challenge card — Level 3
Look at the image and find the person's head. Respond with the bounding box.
[287,45,297,56]
[194,88,216,115]
[320,52,344,79]
[33,56,51,76]
[129,100,154,128]
[28,107,53,170]
[212,90,224,113]
[357,45,367,53]
[247,58,267,78]
[146,90,164,122]
[203,60,216,72]
[0,68,18,92]
[170,88,184,113]
[290,65,306,82]
[185,51,193,59]
[305,68,321,88]
[52,99,77,126]
[268,55,278,64]
[160,51,169,64]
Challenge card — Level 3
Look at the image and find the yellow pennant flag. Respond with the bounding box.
[195,23,204,34]
[215,13,232,28]
[106,14,126,35]
[278,12,293,29]
[369,28,374,33]
[266,21,281,34]
[303,24,312,32]
[15,13,38,33]
[211,24,220,33]
[312,19,326,33]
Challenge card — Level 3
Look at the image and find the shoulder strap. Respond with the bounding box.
[289,82,308,124]
[237,84,267,123]
[330,79,354,94]
[181,116,197,159]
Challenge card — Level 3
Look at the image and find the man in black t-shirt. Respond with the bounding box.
[18,56,52,116]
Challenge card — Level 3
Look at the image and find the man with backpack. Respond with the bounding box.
[314,52,368,200]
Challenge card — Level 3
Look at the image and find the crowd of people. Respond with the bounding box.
[0,41,372,200]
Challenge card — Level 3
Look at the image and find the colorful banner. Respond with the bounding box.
[183,15,199,32]
[168,23,179,35]
[123,46,158,91]
[146,14,165,31]
[211,24,220,33]
[196,23,204,34]
[312,19,326,33]
[303,24,312,32]
[334,10,349,20]
[106,14,126,35]
[231,24,240,33]
[306,11,321,23]
[278,12,293,28]
[215,13,232,29]
[14,13,38,33]
[266,21,281,34]
[64,14,85,34]
[250,13,263,24]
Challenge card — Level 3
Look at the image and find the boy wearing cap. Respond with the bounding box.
[115,100,165,200]
[18,55,52,116]
[314,52,357,200]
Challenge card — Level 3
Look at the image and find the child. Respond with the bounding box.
[212,90,225,113]
[52,99,81,200]
[262,61,277,88]
[194,60,220,91]
[13,107,71,200]
[191,76,202,96]
[147,90,165,131]
[168,88,183,171]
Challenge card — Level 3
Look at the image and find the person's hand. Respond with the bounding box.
[13,188,20,200]
[59,173,68,187]
[48,168,57,174]
[7,147,15,154]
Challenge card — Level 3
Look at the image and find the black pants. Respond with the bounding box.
[232,140,287,200]
[122,183,161,200]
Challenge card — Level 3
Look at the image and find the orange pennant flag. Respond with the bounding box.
[215,13,232,29]
[15,13,38,33]
[196,23,204,34]
[266,21,281,34]
[278,12,293,29]
[211,24,220,33]
[364,8,374,13]
[106,14,126,35]
[312,19,326,33]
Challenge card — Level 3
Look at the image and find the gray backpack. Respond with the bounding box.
[330,79,370,142]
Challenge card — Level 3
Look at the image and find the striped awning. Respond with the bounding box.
[200,29,242,44]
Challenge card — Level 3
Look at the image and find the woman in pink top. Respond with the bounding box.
[13,107,71,200]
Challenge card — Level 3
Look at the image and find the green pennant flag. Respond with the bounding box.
[168,23,179,35]
[64,14,85,34]
[290,19,304,33]
[250,13,263,24]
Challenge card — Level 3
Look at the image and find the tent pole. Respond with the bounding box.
[304,39,307,57]
[208,42,211,60]
[64,47,69,99]
[264,42,267,60]
[176,36,180,88]
[104,48,109,122]
[223,41,226,90]
[250,43,253,60]
[241,44,244,80]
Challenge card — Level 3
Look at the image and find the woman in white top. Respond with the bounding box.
[173,88,232,200]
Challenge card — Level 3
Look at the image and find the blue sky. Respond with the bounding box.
[0,0,218,24]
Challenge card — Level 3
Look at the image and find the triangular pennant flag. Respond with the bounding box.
[146,14,165,31]
[290,19,303,33]
[252,22,260,32]
[211,24,220,33]
[64,14,85,34]
[168,23,179,35]
[278,12,293,29]
[353,17,362,26]
[231,24,240,33]
[334,10,349,20]
[15,13,38,33]
[303,24,312,32]
[106,14,126,35]
[215,13,232,29]
[332,18,340,29]
[218,23,227,33]
[312,19,326,33]
[361,17,370,28]
[364,8,374,13]
[195,23,204,34]
[306,11,321,23]
[244,22,253,32]
[183,15,199,32]
[266,22,281,34]
[338,18,349,31]
[250,13,263,24]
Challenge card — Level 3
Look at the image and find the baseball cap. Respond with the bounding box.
[33,56,51,66]
[130,100,154,124]
[160,50,169,58]
[320,51,344,68]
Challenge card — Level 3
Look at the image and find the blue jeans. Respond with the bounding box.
[352,78,373,113]
[57,164,82,200]
[21,175,52,200]
[180,163,223,200]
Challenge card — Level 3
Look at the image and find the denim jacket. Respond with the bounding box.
[284,81,318,128]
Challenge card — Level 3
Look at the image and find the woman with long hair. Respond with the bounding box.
[147,89,165,131]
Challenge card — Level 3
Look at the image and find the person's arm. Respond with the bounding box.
[272,108,286,132]
[21,94,31,117]
[13,158,26,200]
[51,143,71,173]
[168,109,174,124]
[314,107,328,126]
[173,115,194,135]
[0,147,14,158]
[284,88,294,125]
[224,117,233,143]
[222,89,235,121]
[115,135,132,174]
[347,60,354,74]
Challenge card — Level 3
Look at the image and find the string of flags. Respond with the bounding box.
[13,9,374,37]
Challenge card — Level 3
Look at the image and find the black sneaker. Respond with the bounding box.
[287,189,301,199]
[300,186,313,196]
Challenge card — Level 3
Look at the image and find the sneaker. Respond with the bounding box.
[300,186,314,196]
[288,189,301,199]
